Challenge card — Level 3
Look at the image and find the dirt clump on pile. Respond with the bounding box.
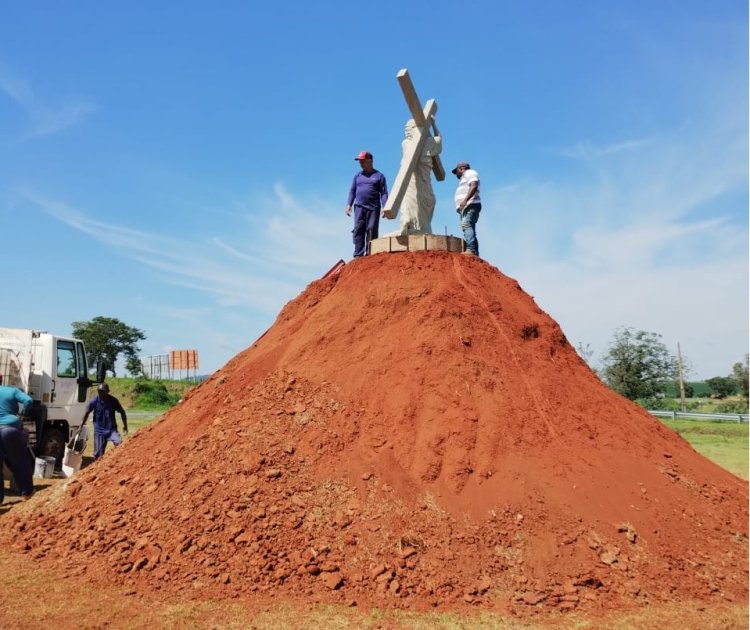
[3,252,747,615]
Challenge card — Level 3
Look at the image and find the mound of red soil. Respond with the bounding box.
[3,252,747,614]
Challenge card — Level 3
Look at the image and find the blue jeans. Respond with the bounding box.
[93,430,122,460]
[0,424,34,500]
[352,205,380,257]
[460,203,481,255]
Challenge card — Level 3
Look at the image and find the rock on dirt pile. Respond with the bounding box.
[3,252,747,614]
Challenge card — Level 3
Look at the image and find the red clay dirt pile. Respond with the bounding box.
[2,252,747,615]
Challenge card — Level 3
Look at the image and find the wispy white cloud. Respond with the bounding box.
[263,182,351,268]
[19,184,351,374]
[210,237,259,263]
[0,63,97,137]
[152,305,260,361]
[556,137,652,160]
[570,216,741,271]
[479,108,747,379]
[20,189,303,313]
[520,252,746,377]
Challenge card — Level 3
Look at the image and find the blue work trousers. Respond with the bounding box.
[352,205,380,257]
[0,424,34,501]
[93,430,122,460]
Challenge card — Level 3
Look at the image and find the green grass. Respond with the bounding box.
[102,376,196,410]
[126,411,164,432]
[646,394,749,415]
[687,396,749,414]
[661,418,748,479]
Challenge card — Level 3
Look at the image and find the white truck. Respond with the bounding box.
[0,328,98,467]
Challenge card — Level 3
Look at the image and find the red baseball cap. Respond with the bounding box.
[354,151,373,161]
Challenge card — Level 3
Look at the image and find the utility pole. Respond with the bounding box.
[677,342,687,412]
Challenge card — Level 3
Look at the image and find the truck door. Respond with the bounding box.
[36,337,91,467]
[54,339,79,412]
[75,341,90,402]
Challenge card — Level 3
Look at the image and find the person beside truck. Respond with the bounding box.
[81,383,128,461]
[0,380,35,502]
[0,328,94,468]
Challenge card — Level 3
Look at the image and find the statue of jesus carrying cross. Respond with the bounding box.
[382,69,445,236]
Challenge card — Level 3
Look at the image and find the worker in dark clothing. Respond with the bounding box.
[81,383,128,460]
[0,380,34,502]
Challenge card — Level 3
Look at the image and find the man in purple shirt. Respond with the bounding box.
[81,383,128,460]
[345,151,389,257]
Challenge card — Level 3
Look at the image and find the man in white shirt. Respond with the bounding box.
[452,161,482,256]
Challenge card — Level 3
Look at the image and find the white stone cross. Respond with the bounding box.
[382,69,445,221]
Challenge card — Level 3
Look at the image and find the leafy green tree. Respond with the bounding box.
[125,354,144,377]
[72,316,146,378]
[601,327,676,401]
[705,376,738,399]
[733,354,749,399]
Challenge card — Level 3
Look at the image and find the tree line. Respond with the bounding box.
[580,327,749,408]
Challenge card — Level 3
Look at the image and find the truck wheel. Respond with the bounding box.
[38,429,67,469]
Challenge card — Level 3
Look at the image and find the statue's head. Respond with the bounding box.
[404,119,417,139]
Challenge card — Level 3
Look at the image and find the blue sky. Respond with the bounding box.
[1,1,747,380]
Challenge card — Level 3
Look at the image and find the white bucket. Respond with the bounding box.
[42,456,56,478]
[33,457,47,478]
[61,425,88,478]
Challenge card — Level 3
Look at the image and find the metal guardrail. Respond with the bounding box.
[649,410,749,423]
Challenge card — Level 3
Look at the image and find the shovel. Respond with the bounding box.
[62,425,88,478]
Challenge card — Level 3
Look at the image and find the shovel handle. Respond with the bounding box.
[68,425,84,448]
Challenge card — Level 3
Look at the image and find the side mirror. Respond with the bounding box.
[77,376,93,388]
[96,362,107,384]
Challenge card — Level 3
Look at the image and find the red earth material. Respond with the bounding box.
[3,252,747,615]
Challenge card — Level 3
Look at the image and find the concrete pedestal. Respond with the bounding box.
[369,234,463,255]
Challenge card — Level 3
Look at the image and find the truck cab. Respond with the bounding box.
[0,328,93,466]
